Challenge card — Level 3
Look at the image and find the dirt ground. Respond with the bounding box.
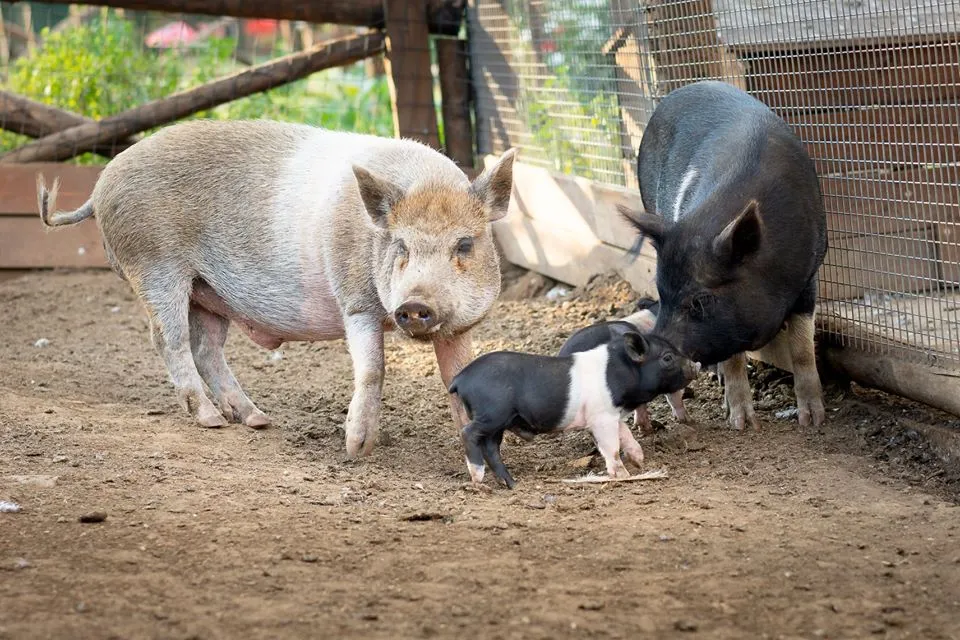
[2,269,960,640]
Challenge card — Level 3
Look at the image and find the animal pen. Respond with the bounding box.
[0,0,958,419]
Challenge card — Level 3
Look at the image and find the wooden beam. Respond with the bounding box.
[0,90,137,156]
[383,0,441,149]
[0,31,385,164]
[11,0,466,36]
[823,345,960,418]
[436,37,474,169]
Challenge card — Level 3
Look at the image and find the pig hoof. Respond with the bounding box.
[197,407,227,428]
[465,457,485,483]
[243,410,271,429]
[798,399,825,428]
[727,408,758,431]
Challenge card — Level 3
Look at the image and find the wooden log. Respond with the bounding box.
[823,345,960,418]
[0,90,137,156]
[11,0,467,36]
[0,31,385,164]
[383,0,441,149]
[436,37,473,169]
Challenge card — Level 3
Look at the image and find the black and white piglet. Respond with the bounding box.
[558,297,690,433]
[449,331,701,488]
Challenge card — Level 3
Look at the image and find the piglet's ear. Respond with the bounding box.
[470,148,517,222]
[618,204,666,253]
[713,199,763,266]
[353,165,405,229]
[623,331,649,364]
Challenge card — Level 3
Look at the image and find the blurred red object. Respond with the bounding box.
[145,20,198,48]
[244,19,278,37]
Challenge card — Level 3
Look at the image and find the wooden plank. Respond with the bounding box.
[493,212,657,295]
[819,225,940,300]
[786,104,960,176]
[0,216,107,268]
[0,163,102,215]
[821,165,960,238]
[2,32,385,163]
[738,36,960,113]
[482,155,653,256]
[383,0,441,149]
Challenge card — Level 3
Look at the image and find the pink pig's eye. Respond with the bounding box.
[455,237,474,256]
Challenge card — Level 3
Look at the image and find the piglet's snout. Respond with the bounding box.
[684,361,702,381]
[394,300,440,337]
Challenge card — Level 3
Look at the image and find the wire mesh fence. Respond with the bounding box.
[469,0,960,371]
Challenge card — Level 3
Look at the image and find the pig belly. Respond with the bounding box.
[190,279,348,349]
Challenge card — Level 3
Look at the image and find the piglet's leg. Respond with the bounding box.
[633,405,654,435]
[618,421,645,468]
[343,313,385,458]
[590,414,630,479]
[665,390,689,423]
[461,423,486,483]
[720,352,758,431]
[434,331,473,428]
[786,312,826,428]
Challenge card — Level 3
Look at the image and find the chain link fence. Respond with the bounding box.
[469,0,960,371]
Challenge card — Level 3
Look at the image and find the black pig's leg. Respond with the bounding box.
[480,430,515,489]
[787,312,825,428]
[720,352,759,430]
[461,423,487,483]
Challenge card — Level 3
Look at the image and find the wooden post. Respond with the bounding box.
[382,0,441,149]
[436,37,474,170]
[0,32,385,163]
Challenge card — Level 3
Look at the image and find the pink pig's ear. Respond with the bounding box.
[353,165,405,229]
[469,148,517,222]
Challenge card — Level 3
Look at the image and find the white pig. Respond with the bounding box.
[37,119,517,458]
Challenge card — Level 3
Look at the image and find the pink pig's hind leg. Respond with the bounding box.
[134,270,226,428]
[189,305,270,428]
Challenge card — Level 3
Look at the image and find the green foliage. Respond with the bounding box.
[0,13,395,163]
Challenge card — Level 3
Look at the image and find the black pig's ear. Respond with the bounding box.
[713,199,763,266]
[353,165,405,229]
[623,331,649,364]
[618,204,665,252]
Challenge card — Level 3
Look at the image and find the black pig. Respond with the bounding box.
[620,80,827,430]
[449,333,700,488]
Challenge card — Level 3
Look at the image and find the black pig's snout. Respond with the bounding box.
[394,301,438,337]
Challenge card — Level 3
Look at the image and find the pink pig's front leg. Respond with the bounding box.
[433,331,473,429]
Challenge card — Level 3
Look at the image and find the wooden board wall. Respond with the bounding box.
[0,163,106,269]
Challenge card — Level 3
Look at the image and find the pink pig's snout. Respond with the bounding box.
[394,299,441,338]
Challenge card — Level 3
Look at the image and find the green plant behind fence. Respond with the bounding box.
[0,13,395,163]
